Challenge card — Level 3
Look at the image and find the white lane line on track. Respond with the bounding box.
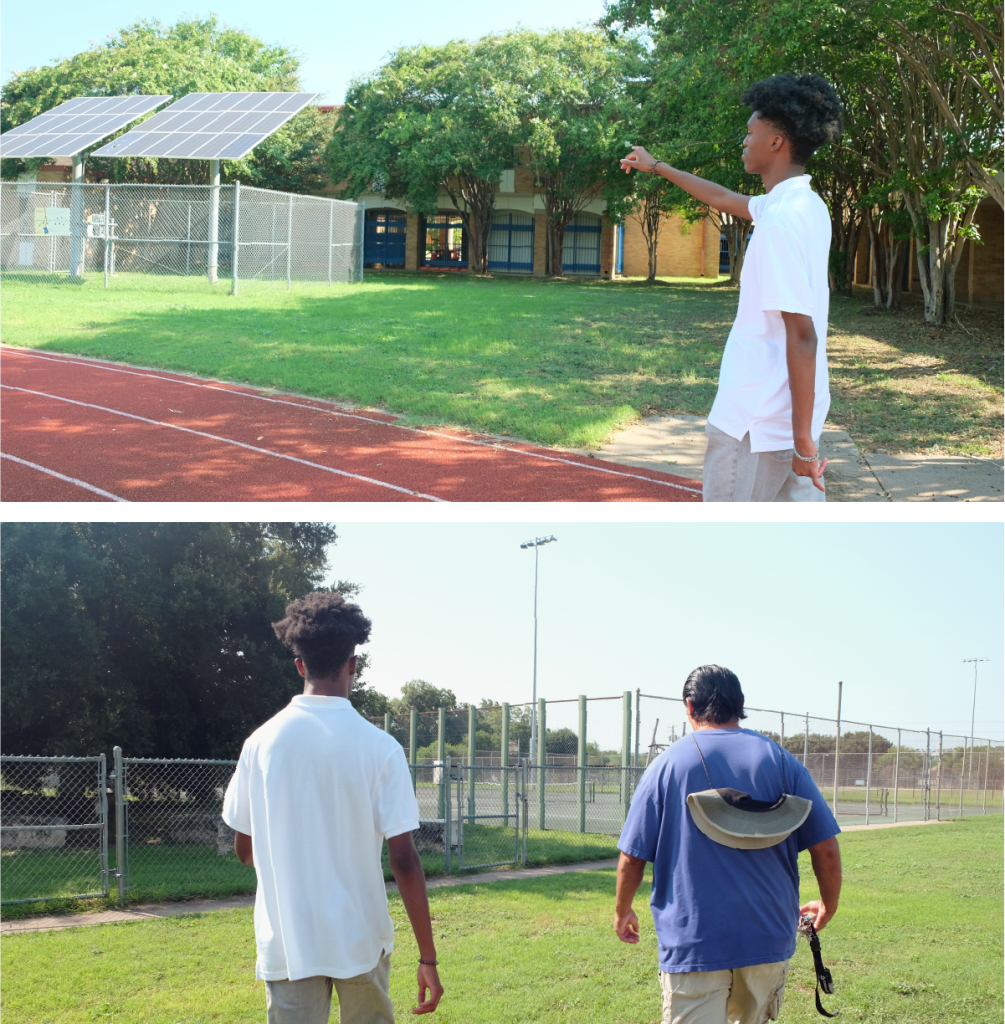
[0,385,447,503]
[0,452,131,502]
[3,349,703,496]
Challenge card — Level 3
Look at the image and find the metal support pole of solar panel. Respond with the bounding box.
[103,184,111,289]
[208,160,220,284]
[231,181,241,295]
[113,746,127,899]
[69,154,84,279]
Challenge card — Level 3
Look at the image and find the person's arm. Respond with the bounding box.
[613,851,647,943]
[781,311,826,491]
[799,836,841,931]
[387,832,444,1015]
[234,830,254,867]
[620,146,751,221]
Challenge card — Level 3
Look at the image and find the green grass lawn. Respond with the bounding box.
[2,817,1000,1023]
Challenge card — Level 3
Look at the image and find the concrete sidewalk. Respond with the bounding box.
[1,818,955,937]
[572,414,1003,501]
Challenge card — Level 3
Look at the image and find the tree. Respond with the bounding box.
[624,156,684,280]
[387,681,461,749]
[328,37,524,273]
[515,29,644,275]
[0,17,330,192]
[0,522,352,758]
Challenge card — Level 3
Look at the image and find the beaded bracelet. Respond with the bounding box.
[418,958,439,966]
[793,448,819,463]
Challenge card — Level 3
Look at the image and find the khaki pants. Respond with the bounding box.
[265,953,394,1024]
[659,960,790,1024]
[703,423,825,502]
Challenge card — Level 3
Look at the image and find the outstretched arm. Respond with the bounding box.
[387,832,444,1015]
[620,147,751,221]
[613,852,647,943]
[800,836,841,931]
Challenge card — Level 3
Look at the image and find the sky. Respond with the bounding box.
[1,0,607,103]
[323,522,1004,750]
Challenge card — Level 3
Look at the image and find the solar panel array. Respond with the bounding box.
[92,92,319,160]
[0,95,172,158]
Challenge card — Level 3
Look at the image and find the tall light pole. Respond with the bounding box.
[963,658,989,791]
[521,535,557,763]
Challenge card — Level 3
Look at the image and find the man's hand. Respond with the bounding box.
[614,907,641,943]
[802,836,841,931]
[790,447,828,491]
[413,962,443,1015]
[621,146,660,174]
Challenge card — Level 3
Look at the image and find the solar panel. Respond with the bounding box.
[0,96,173,158]
[91,92,318,160]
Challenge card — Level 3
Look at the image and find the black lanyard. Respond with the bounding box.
[799,919,839,1017]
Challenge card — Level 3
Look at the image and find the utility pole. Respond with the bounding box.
[520,535,557,763]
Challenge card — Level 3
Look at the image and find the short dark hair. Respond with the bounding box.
[741,73,843,165]
[272,591,372,679]
[682,665,747,724]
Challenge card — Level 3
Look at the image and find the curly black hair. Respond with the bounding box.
[741,74,843,166]
[682,665,747,725]
[272,591,372,679]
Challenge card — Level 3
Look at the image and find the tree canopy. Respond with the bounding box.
[0,522,362,758]
[0,17,333,191]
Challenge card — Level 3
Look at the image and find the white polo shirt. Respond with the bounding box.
[707,174,831,452]
[222,695,420,981]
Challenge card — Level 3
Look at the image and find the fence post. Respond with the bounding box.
[444,756,452,874]
[409,708,418,793]
[833,682,842,817]
[467,704,476,823]
[357,200,365,282]
[231,181,241,295]
[328,200,334,286]
[804,713,809,766]
[958,738,966,818]
[538,697,546,830]
[865,727,872,825]
[982,741,990,814]
[501,703,510,821]
[780,712,785,750]
[936,732,943,820]
[103,184,111,289]
[186,202,192,276]
[925,729,931,821]
[578,695,587,834]
[622,691,632,820]
[384,712,391,733]
[437,707,446,820]
[208,160,220,284]
[99,753,110,896]
[635,688,641,768]
[113,746,126,900]
[893,728,901,823]
[286,192,293,291]
[69,154,85,278]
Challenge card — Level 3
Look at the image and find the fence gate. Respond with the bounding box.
[453,763,526,871]
[0,754,108,904]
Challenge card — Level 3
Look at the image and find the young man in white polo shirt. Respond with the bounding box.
[621,74,843,501]
[223,591,443,1023]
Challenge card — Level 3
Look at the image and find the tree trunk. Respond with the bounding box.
[722,215,751,283]
[550,220,566,277]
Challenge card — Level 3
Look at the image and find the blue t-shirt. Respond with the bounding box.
[618,727,840,973]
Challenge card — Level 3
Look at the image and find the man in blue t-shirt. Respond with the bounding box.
[615,665,841,1023]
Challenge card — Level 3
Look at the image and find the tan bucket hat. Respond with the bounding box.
[685,734,812,849]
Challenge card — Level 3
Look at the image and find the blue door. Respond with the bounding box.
[616,223,624,274]
[364,209,407,267]
[488,211,535,272]
[719,233,730,273]
[421,213,467,268]
[562,213,601,274]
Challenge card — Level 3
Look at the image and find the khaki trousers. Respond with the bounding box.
[659,960,790,1024]
[702,423,825,502]
[264,953,394,1024]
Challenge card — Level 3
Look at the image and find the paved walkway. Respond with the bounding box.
[570,414,1003,501]
[1,818,954,937]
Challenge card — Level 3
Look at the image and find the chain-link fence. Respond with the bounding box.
[0,755,108,904]
[0,181,363,290]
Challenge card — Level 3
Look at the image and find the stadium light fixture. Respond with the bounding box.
[963,657,990,791]
[520,535,557,763]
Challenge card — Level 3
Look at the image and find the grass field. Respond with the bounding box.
[2,272,1000,456]
[2,817,1000,1023]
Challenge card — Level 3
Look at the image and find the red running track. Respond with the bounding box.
[0,347,703,503]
